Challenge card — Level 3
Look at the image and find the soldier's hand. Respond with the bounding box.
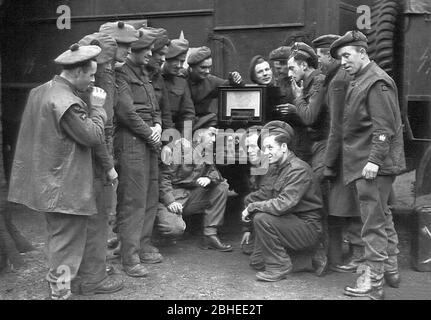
[291,79,304,99]
[241,208,250,223]
[230,71,242,85]
[149,126,161,143]
[196,177,211,187]
[106,167,118,182]
[362,162,379,180]
[168,202,183,214]
[275,103,297,115]
[90,86,107,107]
[241,232,251,246]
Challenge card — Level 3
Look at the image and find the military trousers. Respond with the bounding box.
[45,208,108,293]
[155,182,229,237]
[253,212,320,270]
[353,176,400,273]
[115,131,159,267]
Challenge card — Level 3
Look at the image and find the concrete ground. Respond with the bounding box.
[1,171,430,300]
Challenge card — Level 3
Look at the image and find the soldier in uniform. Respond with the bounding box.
[242,121,324,282]
[97,21,140,252]
[155,128,232,252]
[312,34,364,272]
[186,46,243,129]
[268,46,294,103]
[8,44,123,299]
[114,28,163,277]
[145,27,174,130]
[330,31,405,299]
[162,38,196,132]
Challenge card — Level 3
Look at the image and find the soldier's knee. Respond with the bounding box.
[253,212,269,227]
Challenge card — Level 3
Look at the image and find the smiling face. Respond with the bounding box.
[164,55,186,76]
[190,57,212,81]
[262,135,287,164]
[132,44,154,66]
[254,61,273,85]
[273,59,289,79]
[337,45,367,75]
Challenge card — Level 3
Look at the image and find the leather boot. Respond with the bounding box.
[201,235,232,252]
[384,255,400,288]
[256,265,293,282]
[312,245,328,277]
[330,245,363,273]
[344,265,385,300]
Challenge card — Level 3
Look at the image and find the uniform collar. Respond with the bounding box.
[354,60,374,79]
[126,58,145,79]
[303,69,321,90]
[54,75,80,94]
[274,151,295,172]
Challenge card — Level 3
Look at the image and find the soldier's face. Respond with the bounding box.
[199,128,216,148]
[254,61,273,85]
[116,42,131,63]
[191,58,212,80]
[316,48,333,73]
[75,61,97,91]
[288,57,305,82]
[262,135,287,164]
[338,46,365,75]
[151,49,167,70]
[246,133,261,166]
[273,60,289,78]
[165,57,185,76]
[133,45,153,66]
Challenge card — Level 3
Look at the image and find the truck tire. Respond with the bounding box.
[364,0,399,76]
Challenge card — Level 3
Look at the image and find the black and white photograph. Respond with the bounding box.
[0,0,430,308]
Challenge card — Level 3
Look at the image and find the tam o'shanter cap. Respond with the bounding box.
[78,32,117,64]
[131,27,159,51]
[311,34,341,49]
[329,30,368,58]
[99,21,139,44]
[262,120,294,142]
[151,27,170,52]
[291,42,318,61]
[166,38,189,59]
[54,43,101,65]
[187,46,211,65]
[269,46,291,61]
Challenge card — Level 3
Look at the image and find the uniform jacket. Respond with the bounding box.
[163,73,196,131]
[323,64,352,174]
[244,152,323,224]
[150,70,174,130]
[341,61,405,184]
[8,75,106,215]
[115,58,162,140]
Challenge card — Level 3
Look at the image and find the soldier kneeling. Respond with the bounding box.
[242,121,326,282]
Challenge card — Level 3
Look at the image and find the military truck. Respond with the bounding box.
[1,0,430,206]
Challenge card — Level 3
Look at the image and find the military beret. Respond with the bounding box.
[311,34,341,49]
[187,46,212,65]
[269,46,291,61]
[150,28,170,53]
[330,30,368,59]
[262,120,294,142]
[166,38,189,60]
[131,27,158,51]
[99,21,139,44]
[291,42,318,61]
[78,32,117,64]
[54,43,101,66]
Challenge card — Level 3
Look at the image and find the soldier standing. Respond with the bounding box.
[8,44,123,299]
[330,31,405,300]
[114,28,163,277]
[162,38,196,132]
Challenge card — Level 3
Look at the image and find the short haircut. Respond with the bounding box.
[271,132,291,147]
[62,58,96,71]
[290,52,318,69]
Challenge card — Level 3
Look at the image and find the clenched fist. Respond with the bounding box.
[90,86,107,108]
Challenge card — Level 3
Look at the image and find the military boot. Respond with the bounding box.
[330,245,363,273]
[344,265,385,300]
[384,255,400,288]
[140,244,163,264]
[312,243,328,277]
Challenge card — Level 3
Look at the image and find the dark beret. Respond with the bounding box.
[150,28,170,53]
[166,38,189,60]
[78,32,117,64]
[54,43,101,65]
[312,34,341,49]
[262,120,294,142]
[269,46,291,61]
[330,30,368,58]
[99,21,139,44]
[131,27,159,51]
[291,42,318,61]
[187,46,212,65]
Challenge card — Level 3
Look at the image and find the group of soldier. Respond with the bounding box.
[6,18,405,301]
